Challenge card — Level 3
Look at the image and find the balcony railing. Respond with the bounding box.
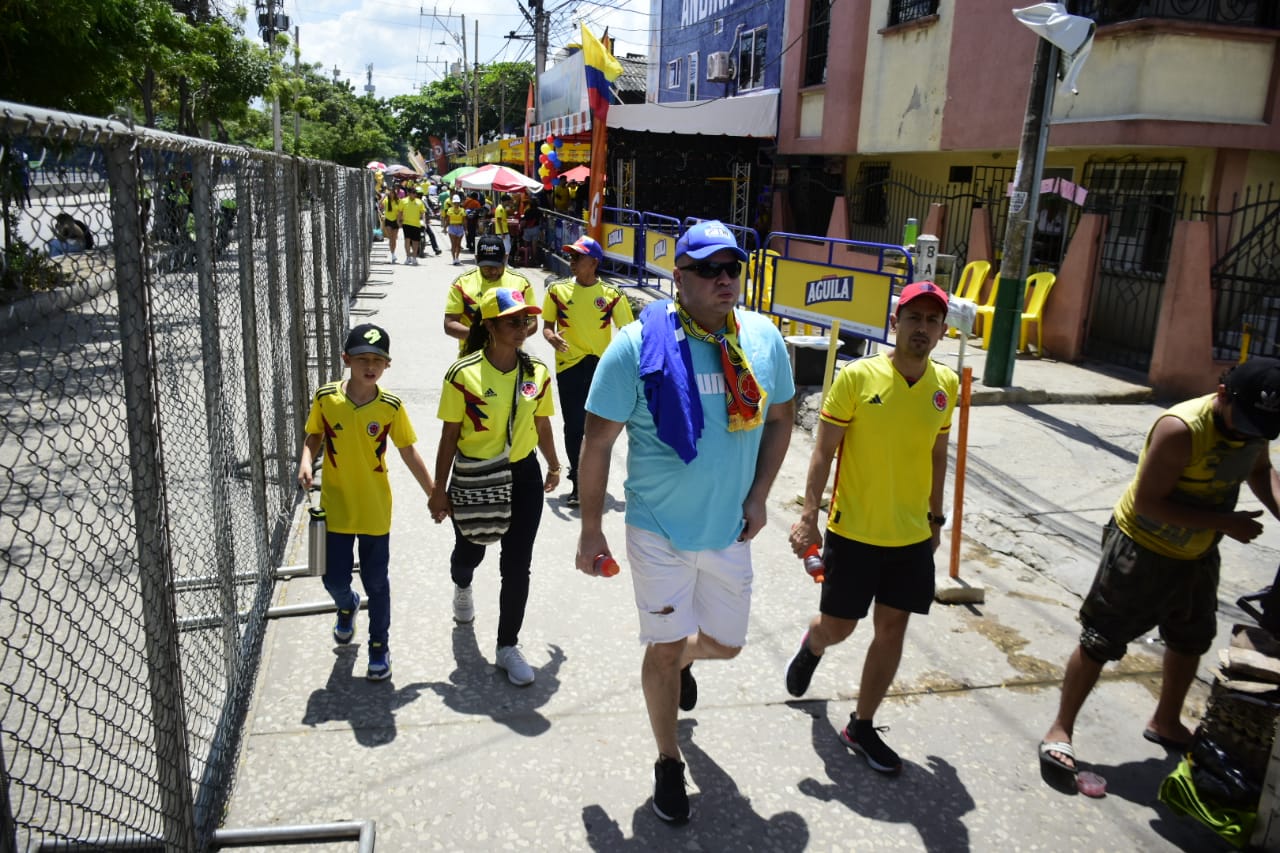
[888,0,939,27]
[1076,0,1278,29]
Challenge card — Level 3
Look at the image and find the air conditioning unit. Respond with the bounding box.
[706,51,733,83]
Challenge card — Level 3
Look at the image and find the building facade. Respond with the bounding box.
[773,0,1280,391]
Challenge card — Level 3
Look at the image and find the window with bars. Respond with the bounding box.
[737,26,767,90]
[803,0,832,87]
[888,0,939,27]
[666,58,683,89]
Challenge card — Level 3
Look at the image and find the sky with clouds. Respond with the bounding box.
[284,0,652,100]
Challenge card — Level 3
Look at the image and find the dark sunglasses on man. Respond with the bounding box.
[677,260,742,279]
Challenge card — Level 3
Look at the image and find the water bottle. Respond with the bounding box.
[903,217,919,248]
[307,504,327,577]
[802,544,825,584]
[594,554,620,578]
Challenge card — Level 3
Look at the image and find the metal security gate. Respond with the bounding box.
[1082,159,1184,371]
[1204,184,1280,361]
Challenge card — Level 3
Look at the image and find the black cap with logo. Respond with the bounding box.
[344,323,391,358]
[1226,357,1280,440]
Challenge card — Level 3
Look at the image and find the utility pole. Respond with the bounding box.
[293,25,301,155]
[983,35,1058,388]
[255,0,289,153]
[473,19,481,148]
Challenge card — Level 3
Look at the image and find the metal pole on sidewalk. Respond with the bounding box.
[983,35,1058,388]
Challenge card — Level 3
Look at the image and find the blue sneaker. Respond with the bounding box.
[366,642,391,681]
[333,591,360,644]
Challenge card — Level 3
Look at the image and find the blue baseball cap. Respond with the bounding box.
[562,235,604,260]
[675,220,749,262]
[480,287,541,320]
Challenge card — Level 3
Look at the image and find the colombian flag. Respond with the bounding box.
[582,24,622,123]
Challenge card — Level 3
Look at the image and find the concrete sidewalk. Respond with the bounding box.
[220,246,1268,851]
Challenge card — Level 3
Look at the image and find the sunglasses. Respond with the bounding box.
[678,260,742,279]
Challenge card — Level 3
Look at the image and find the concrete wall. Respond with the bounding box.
[1042,213,1105,362]
[856,0,955,152]
[1148,220,1226,398]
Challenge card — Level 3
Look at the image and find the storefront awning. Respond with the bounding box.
[529,89,779,141]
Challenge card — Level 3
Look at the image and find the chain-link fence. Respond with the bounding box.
[1,101,373,851]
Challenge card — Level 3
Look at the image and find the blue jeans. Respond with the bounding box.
[323,532,391,645]
[450,453,544,647]
[555,356,598,484]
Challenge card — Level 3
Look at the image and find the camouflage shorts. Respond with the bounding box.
[1079,518,1219,663]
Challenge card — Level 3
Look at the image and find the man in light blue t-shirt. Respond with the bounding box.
[576,220,795,825]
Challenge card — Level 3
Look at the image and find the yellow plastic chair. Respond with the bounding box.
[980,271,1054,350]
[946,260,991,337]
[971,268,1002,340]
[1019,271,1056,355]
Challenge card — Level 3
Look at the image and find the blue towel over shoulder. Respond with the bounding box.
[638,300,702,463]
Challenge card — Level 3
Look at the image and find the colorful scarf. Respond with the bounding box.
[638,300,766,464]
[676,303,767,432]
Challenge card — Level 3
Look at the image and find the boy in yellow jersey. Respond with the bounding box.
[786,281,958,775]
[1039,358,1280,785]
[541,235,634,505]
[297,323,435,681]
[444,236,537,353]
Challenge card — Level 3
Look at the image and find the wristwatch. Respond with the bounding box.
[927,511,946,526]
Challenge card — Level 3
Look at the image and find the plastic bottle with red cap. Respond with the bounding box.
[802,544,825,583]
[594,554,619,578]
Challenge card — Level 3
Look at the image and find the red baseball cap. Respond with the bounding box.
[897,281,949,316]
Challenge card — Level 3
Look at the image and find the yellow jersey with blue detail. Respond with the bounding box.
[304,381,418,536]
[820,352,958,547]
[1114,393,1267,559]
[438,351,555,462]
[541,277,635,371]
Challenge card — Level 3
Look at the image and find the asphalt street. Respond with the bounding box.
[220,240,1280,851]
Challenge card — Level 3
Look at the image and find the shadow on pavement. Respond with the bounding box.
[792,700,974,852]
[581,719,809,850]
[301,645,430,748]
[1087,756,1236,851]
[425,624,565,737]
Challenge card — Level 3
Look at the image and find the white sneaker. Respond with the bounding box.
[389,256,397,264]
[495,644,535,686]
[452,585,474,624]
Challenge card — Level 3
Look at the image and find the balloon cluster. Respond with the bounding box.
[538,135,564,191]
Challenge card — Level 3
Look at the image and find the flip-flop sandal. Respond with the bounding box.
[1143,728,1192,751]
[1039,740,1078,775]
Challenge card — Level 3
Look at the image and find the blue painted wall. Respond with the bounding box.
[656,0,785,103]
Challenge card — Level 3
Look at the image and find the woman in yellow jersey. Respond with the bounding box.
[430,287,562,686]
[381,188,402,263]
[443,194,468,266]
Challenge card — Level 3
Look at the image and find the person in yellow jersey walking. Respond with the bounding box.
[493,193,512,262]
[443,194,467,265]
[785,281,958,777]
[381,189,402,264]
[430,288,562,686]
[397,186,429,266]
[541,235,633,506]
[444,236,536,353]
[296,324,436,681]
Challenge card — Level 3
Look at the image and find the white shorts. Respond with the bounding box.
[625,524,753,648]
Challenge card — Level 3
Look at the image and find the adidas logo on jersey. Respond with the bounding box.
[333,422,344,429]
[868,394,883,405]
[484,388,497,397]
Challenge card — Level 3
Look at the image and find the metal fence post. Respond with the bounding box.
[323,170,345,373]
[309,164,329,390]
[234,167,272,561]
[261,163,293,499]
[106,135,198,853]
[284,161,309,444]
[192,153,241,690]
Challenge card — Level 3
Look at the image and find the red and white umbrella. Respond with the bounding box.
[458,164,542,193]
[562,165,591,183]
[366,161,387,171]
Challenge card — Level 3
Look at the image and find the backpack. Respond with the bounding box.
[73,218,94,249]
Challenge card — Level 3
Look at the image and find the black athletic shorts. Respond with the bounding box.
[402,224,423,241]
[819,530,935,621]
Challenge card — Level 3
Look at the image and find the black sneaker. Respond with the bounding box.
[786,631,821,697]
[840,716,903,775]
[652,756,690,823]
[565,486,580,507]
[678,664,697,712]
